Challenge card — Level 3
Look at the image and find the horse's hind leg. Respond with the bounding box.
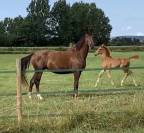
[121,72,129,86]
[95,70,105,87]
[29,71,43,99]
[34,72,43,99]
[129,70,137,86]
[121,67,133,86]
[121,69,137,86]
[106,70,114,86]
[28,73,36,99]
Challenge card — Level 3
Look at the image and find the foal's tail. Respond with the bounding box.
[21,53,33,87]
[129,55,139,61]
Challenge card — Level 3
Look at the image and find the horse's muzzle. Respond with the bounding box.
[91,45,94,49]
[95,53,98,56]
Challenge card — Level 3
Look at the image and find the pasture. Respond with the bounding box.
[0,51,144,133]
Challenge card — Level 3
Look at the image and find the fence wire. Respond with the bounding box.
[0,66,144,119]
[0,66,144,74]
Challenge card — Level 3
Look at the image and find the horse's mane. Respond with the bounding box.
[103,45,111,57]
[75,35,85,50]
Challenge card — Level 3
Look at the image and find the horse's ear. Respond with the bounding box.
[101,44,105,47]
[85,31,92,36]
[85,26,93,35]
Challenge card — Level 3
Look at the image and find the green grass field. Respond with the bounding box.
[0,52,144,133]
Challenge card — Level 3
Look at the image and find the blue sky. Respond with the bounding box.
[0,0,143,37]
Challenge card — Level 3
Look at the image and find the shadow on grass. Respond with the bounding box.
[0,87,144,97]
[29,87,144,98]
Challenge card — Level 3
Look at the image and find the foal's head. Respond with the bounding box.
[95,44,111,57]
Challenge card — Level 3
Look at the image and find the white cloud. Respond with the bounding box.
[136,32,144,36]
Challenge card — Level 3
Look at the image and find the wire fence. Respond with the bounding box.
[0,65,144,121]
[0,66,144,74]
[0,66,144,97]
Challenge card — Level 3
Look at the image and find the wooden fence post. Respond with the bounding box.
[16,58,22,124]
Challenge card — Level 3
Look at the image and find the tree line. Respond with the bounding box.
[0,0,112,47]
[110,37,142,46]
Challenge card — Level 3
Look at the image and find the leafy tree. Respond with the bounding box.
[0,0,112,47]
[3,17,13,34]
[0,21,5,34]
[0,21,6,46]
[26,0,50,45]
[50,0,71,45]
[70,2,112,45]
[12,16,24,36]
[111,37,141,46]
[0,18,15,46]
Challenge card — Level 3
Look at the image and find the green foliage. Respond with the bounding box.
[26,0,50,45]
[70,2,112,44]
[49,0,71,46]
[111,37,141,46]
[0,0,112,47]
[0,21,5,34]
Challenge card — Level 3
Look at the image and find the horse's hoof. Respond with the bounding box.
[121,81,124,86]
[95,84,98,87]
[37,94,44,100]
[28,92,32,99]
[73,93,78,98]
[28,96,32,99]
[135,84,138,87]
[37,96,44,100]
[112,84,115,86]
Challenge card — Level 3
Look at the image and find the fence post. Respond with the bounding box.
[16,58,22,124]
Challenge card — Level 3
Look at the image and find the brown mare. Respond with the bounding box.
[21,33,94,99]
[95,44,139,87]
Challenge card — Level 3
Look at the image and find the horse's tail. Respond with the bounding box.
[21,53,33,88]
[129,55,139,61]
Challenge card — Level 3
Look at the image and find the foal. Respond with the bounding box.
[95,44,139,87]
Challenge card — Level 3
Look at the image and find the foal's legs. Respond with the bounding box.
[121,72,129,86]
[95,70,105,87]
[129,70,137,86]
[29,71,43,99]
[106,70,115,86]
[121,69,137,86]
[73,71,81,98]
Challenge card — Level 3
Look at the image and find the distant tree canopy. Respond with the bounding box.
[110,37,141,46]
[0,0,112,47]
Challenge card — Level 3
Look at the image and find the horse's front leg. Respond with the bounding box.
[106,70,115,86]
[73,71,81,98]
[95,70,105,87]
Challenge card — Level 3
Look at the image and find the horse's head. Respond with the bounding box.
[95,44,111,57]
[85,33,94,49]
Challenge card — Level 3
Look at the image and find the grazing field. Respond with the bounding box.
[0,51,144,133]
